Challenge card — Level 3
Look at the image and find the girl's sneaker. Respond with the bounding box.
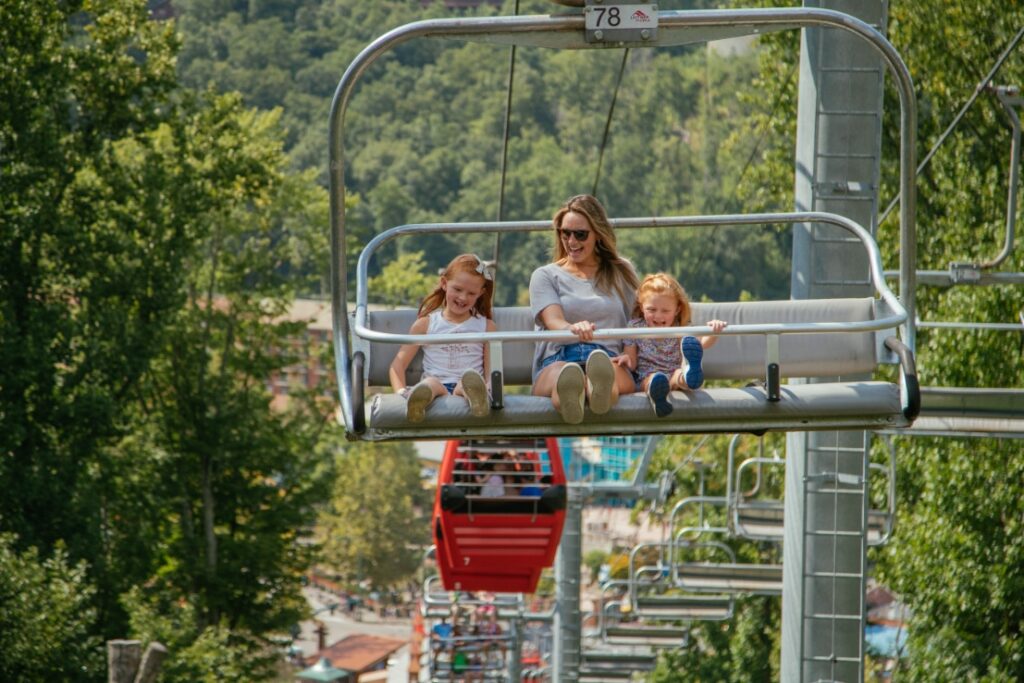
[585,349,615,414]
[555,363,586,424]
[406,381,434,422]
[461,369,490,417]
[681,336,704,389]
[647,372,673,417]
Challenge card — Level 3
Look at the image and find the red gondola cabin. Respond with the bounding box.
[433,438,567,593]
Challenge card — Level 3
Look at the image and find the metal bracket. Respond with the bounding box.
[949,261,983,284]
[765,333,781,402]
[489,340,504,409]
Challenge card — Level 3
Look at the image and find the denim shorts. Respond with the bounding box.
[442,382,457,394]
[538,343,618,372]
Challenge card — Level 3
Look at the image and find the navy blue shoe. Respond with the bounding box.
[647,372,673,417]
[681,336,704,389]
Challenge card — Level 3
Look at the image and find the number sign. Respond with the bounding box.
[584,3,659,44]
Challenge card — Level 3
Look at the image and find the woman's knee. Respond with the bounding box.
[532,362,564,396]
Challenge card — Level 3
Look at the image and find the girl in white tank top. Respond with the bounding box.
[389,254,497,422]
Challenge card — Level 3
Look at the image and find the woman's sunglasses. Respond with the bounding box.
[558,228,592,242]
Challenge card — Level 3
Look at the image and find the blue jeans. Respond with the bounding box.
[538,343,617,372]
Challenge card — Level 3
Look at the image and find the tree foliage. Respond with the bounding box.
[172,0,790,305]
[0,534,104,681]
[320,441,431,589]
[2,2,335,680]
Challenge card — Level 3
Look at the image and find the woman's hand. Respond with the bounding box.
[567,320,596,342]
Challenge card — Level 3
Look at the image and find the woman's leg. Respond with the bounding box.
[534,361,585,424]
[532,362,565,405]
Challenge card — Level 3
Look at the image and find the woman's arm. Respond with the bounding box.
[388,316,430,392]
[539,304,596,342]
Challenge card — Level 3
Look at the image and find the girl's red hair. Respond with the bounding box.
[631,272,691,325]
[417,254,494,319]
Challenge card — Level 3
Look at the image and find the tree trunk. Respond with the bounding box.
[107,640,141,683]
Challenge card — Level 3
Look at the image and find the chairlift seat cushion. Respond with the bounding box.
[367,381,905,438]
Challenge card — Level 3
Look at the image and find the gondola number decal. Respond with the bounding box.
[585,3,658,43]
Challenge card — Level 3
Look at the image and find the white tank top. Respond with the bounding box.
[421,310,487,384]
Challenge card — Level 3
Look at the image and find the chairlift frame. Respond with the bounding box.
[725,434,895,546]
[328,8,919,442]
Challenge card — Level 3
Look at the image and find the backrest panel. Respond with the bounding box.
[365,308,536,386]
[363,298,880,386]
[692,298,878,378]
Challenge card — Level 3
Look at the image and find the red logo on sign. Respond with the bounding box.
[632,9,650,22]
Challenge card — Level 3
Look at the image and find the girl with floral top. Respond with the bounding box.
[616,273,727,417]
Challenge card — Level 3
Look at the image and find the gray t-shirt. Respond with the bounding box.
[529,262,636,380]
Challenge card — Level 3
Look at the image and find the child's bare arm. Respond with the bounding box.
[700,319,728,349]
[388,316,430,392]
[613,343,637,370]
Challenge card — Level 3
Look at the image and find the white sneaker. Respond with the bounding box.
[405,381,433,422]
[461,369,490,417]
[585,349,615,414]
[555,363,585,425]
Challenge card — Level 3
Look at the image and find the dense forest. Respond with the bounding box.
[174,0,792,306]
[2,0,1022,681]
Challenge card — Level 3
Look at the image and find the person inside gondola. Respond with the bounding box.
[476,458,505,497]
[389,254,496,422]
[529,194,639,424]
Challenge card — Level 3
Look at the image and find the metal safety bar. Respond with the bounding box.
[328,8,918,433]
[353,213,904,347]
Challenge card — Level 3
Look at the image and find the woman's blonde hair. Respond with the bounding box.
[551,194,639,302]
[632,272,691,325]
[418,254,494,318]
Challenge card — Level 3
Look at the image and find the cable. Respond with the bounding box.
[493,0,521,298]
[878,26,1024,227]
[592,48,630,196]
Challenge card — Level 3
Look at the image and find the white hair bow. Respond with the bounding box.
[474,257,496,282]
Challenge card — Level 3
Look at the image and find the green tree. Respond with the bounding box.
[0,534,104,681]
[320,441,431,589]
[722,0,1024,679]
[122,586,281,683]
[118,95,330,639]
[0,0,184,637]
[367,251,438,307]
[870,4,1024,680]
[3,3,336,676]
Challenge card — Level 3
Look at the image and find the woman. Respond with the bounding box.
[529,194,639,424]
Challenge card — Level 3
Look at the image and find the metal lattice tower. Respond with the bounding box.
[783,1,888,681]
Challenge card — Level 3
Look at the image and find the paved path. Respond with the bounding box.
[293,587,413,682]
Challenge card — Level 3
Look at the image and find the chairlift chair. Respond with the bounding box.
[622,542,736,621]
[595,579,697,648]
[726,435,895,546]
[330,10,921,444]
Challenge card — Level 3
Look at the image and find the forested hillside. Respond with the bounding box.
[174,0,791,305]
